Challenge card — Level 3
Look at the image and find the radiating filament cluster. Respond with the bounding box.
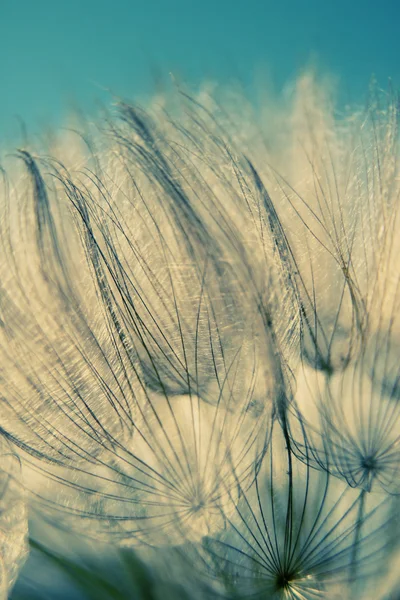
[0,74,399,599]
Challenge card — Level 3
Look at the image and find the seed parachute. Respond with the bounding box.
[0,73,399,599]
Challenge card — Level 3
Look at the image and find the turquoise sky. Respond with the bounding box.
[1,0,399,142]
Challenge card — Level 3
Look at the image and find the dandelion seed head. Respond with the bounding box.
[0,72,399,597]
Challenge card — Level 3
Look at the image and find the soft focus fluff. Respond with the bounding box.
[1,72,400,599]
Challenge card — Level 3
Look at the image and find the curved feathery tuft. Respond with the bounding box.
[0,93,301,548]
[283,82,400,493]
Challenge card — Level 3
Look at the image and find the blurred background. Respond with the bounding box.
[1,0,399,144]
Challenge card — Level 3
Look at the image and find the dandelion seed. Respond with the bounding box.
[198,422,396,599]
[276,77,400,493]
[0,94,295,549]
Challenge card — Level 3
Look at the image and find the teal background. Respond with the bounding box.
[0,0,399,141]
